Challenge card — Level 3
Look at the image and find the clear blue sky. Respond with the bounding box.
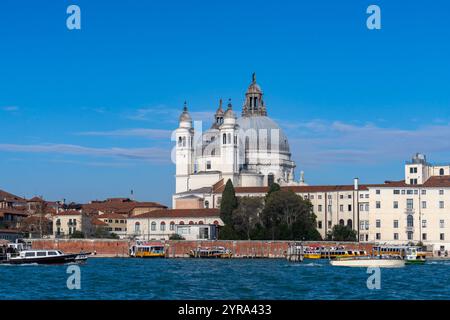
[1,0,449,205]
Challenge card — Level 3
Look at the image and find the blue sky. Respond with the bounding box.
[1,0,449,205]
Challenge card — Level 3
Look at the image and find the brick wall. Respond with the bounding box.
[31,239,374,258]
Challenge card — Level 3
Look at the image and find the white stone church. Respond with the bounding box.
[173,74,306,208]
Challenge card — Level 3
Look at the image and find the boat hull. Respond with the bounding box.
[330,259,405,268]
[3,254,87,265]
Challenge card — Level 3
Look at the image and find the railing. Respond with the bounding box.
[405,208,415,214]
[405,226,414,232]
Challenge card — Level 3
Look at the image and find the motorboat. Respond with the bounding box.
[1,249,90,265]
[330,255,405,268]
[188,246,232,258]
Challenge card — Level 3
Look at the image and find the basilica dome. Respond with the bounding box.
[236,116,290,153]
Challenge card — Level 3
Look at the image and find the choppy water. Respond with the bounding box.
[1,258,450,299]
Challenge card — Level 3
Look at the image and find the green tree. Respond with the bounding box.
[262,190,321,240]
[169,233,185,240]
[220,179,238,225]
[266,183,281,199]
[232,197,264,240]
[329,225,357,241]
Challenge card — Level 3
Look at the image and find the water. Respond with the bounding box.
[1,258,450,299]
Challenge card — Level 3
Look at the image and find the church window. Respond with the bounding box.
[211,149,215,156]
[227,133,231,144]
[339,219,345,226]
[347,219,352,229]
[254,97,258,108]
[182,136,186,147]
[178,137,182,147]
[223,133,226,144]
[268,173,274,186]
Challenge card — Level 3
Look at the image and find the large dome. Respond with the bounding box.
[236,116,290,153]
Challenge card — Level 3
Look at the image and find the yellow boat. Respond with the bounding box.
[130,243,166,258]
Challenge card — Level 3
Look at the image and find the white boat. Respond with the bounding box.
[1,249,89,265]
[330,256,405,268]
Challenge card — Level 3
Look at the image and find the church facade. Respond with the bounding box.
[173,74,305,208]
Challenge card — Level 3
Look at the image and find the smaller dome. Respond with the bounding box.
[179,102,192,122]
[224,99,236,119]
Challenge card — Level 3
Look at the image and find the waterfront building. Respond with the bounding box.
[173,73,304,201]
[171,75,450,252]
[82,197,167,216]
[53,210,93,238]
[126,209,223,240]
[98,213,128,238]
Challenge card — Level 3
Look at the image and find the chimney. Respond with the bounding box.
[354,178,359,191]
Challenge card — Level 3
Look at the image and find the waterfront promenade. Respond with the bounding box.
[30,239,374,258]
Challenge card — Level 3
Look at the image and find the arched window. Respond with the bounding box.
[213,220,219,225]
[182,136,186,147]
[189,221,194,225]
[160,221,166,231]
[440,168,445,176]
[134,222,140,233]
[151,222,156,231]
[339,219,345,226]
[347,219,353,229]
[170,221,175,231]
[227,133,231,144]
[179,221,185,225]
[205,200,209,208]
[211,149,215,156]
[223,133,227,144]
[268,173,275,186]
[198,221,204,225]
[178,137,182,147]
[407,215,414,227]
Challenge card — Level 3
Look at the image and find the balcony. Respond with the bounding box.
[405,208,415,215]
[405,226,414,232]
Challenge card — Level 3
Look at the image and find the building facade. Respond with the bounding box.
[126,209,223,240]
[170,77,450,250]
[173,73,304,200]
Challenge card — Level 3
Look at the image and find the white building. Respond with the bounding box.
[126,209,223,240]
[170,75,450,252]
[173,73,304,207]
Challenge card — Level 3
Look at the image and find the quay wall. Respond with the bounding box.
[30,239,374,258]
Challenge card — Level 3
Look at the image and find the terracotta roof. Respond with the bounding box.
[214,185,369,194]
[130,209,220,219]
[54,210,82,216]
[98,213,127,220]
[367,176,450,188]
[91,218,108,226]
[82,200,167,215]
[0,189,26,202]
[27,196,44,202]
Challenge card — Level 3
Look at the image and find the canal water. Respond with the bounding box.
[1,258,449,299]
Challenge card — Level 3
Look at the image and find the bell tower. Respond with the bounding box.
[242,73,267,117]
[175,102,194,193]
